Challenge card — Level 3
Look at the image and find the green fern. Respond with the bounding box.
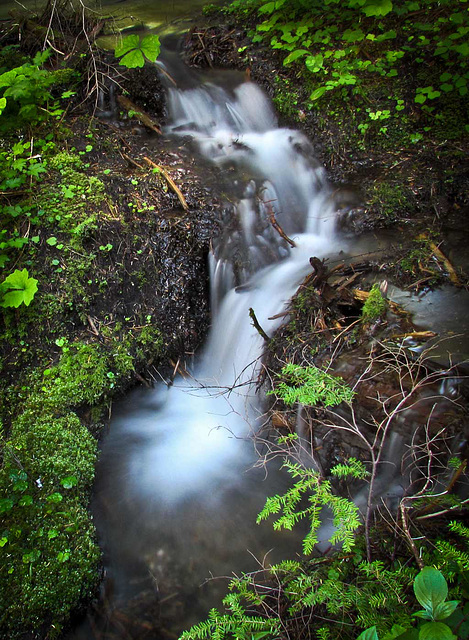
[268,363,355,407]
[331,458,370,480]
[257,461,361,553]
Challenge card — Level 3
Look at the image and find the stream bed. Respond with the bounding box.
[66,34,469,639]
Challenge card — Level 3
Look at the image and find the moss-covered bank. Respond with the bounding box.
[0,14,223,635]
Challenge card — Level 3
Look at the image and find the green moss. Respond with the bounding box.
[367,180,414,221]
[0,411,99,638]
[11,412,97,494]
[361,284,387,322]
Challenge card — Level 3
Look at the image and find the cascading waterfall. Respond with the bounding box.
[89,68,344,635]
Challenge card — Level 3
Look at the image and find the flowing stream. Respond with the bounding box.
[69,45,348,639]
[69,24,469,640]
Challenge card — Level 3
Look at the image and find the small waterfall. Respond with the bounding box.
[91,69,343,634]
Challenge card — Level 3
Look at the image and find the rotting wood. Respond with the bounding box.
[116,95,162,135]
[391,330,437,340]
[143,156,189,211]
[417,232,462,287]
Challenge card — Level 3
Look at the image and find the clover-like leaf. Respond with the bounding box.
[60,475,78,489]
[414,567,448,615]
[140,34,160,62]
[115,34,160,68]
[0,268,38,308]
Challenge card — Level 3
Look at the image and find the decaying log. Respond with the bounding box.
[417,232,462,287]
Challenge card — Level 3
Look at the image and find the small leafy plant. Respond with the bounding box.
[358,567,460,640]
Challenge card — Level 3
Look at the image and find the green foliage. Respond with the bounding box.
[257,460,361,552]
[269,362,355,407]
[115,34,161,68]
[0,49,77,132]
[30,341,125,411]
[361,284,387,322]
[0,268,38,308]
[359,567,460,639]
[231,0,469,141]
[0,412,99,638]
[331,457,370,480]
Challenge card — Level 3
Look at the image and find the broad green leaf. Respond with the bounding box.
[382,625,409,639]
[140,35,161,62]
[0,268,38,308]
[305,53,324,72]
[414,610,432,620]
[419,622,455,640]
[119,49,145,68]
[362,0,393,16]
[0,97,6,114]
[46,492,63,503]
[343,28,365,42]
[283,49,309,65]
[259,2,276,13]
[115,34,140,58]
[433,600,459,621]
[357,626,379,640]
[309,87,327,100]
[414,567,448,614]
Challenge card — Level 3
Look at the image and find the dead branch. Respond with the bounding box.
[116,95,162,135]
[143,156,189,211]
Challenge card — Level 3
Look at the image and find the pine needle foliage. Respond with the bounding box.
[269,363,355,407]
[257,461,361,553]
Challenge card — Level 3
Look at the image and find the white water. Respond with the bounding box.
[89,72,343,634]
[117,79,340,506]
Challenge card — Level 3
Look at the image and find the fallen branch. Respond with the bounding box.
[143,156,189,211]
[266,206,296,247]
[116,95,161,135]
[249,308,270,342]
[417,233,461,287]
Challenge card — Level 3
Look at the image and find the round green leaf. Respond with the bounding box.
[115,34,140,58]
[419,622,455,640]
[0,268,38,307]
[414,567,448,613]
[60,475,78,489]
